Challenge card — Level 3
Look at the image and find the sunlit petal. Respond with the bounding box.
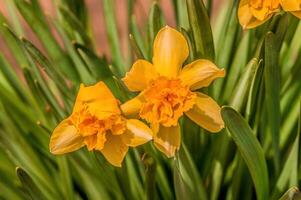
[280,0,300,11]
[179,59,225,90]
[185,93,224,133]
[123,60,159,92]
[122,119,153,147]
[120,95,145,117]
[73,82,120,119]
[154,124,181,157]
[153,26,189,77]
[50,118,84,154]
[101,134,129,167]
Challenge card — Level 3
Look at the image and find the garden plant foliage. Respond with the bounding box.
[0,0,301,200]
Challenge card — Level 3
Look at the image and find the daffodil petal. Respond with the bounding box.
[49,118,84,154]
[280,0,300,11]
[154,124,180,157]
[179,59,225,90]
[153,26,189,77]
[101,134,129,167]
[123,60,159,92]
[122,119,153,147]
[185,92,224,133]
[291,11,301,19]
[238,0,272,29]
[120,95,144,116]
[73,81,120,119]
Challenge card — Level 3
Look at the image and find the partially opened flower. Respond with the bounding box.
[121,26,225,157]
[280,0,301,19]
[49,81,153,167]
[238,0,280,29]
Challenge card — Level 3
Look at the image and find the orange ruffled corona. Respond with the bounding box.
[238,0,280,29]
[121,26,225,157]
[49,81,153,167]
[238,0,301,29]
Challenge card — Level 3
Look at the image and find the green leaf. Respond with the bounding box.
[129,15,147,59]
[186,0,215,60]
[147,1,163,52]
[143,154,157,200]
[215,1,239,68]
[5,0,24,35]
[221,106,269,200]
[56,0,88,30]
[209,131,232,200]
[245,59,264,122]
[222,32,250,102]
[102,0,125,76]
[279,187,301,200]
[229,58,259,111]
[174,0,189,29]
[129,34,144,59]
[0,21,28,68]
[180,28,196,62]
[16,167,46,200]
[0,181,23,200]
[74,43,114,82]
[13,0,80,82]
[173,144,207,200]
[73,43,125,101]
[0,54,29,102]
[52,19,93,85]
[20,37,72,99]
[273,100,301,199]
[264,32,281,174]
[57,5,92,48]
[57,157,74,200]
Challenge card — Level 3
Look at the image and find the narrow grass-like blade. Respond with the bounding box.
[16,167,46,200]
[143,154,157,200]
[221,106,269,200]
[264,32,281,174]
[174,144,207,200]
[272,100,301,199]
[186,0,215,60]
[102,0,125,75]
[147,1,163,50]
[229,58,258,111]
[13,0,79,82]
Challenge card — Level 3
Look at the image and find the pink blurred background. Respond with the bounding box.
[0,0,223,65]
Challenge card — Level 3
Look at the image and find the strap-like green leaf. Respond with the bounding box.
[102,0,125,76]
[221,106,269,200]
[16,167,46,200]
[173,144,207,200]
[186,0,215,61]
[265,32,281,173]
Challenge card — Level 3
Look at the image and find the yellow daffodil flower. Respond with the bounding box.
[238,0,301,29]
[238,0,280,29]
[49,81,153,167]
[120,26,225,157]
[280,0,301,19]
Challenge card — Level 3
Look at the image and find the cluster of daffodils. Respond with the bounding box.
[49,27,225,167]
[239,0,301,29]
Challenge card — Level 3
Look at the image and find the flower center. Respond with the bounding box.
[71,108,126,151]
[140,77,196,127]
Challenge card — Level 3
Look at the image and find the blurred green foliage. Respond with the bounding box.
[0,0,300,199]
